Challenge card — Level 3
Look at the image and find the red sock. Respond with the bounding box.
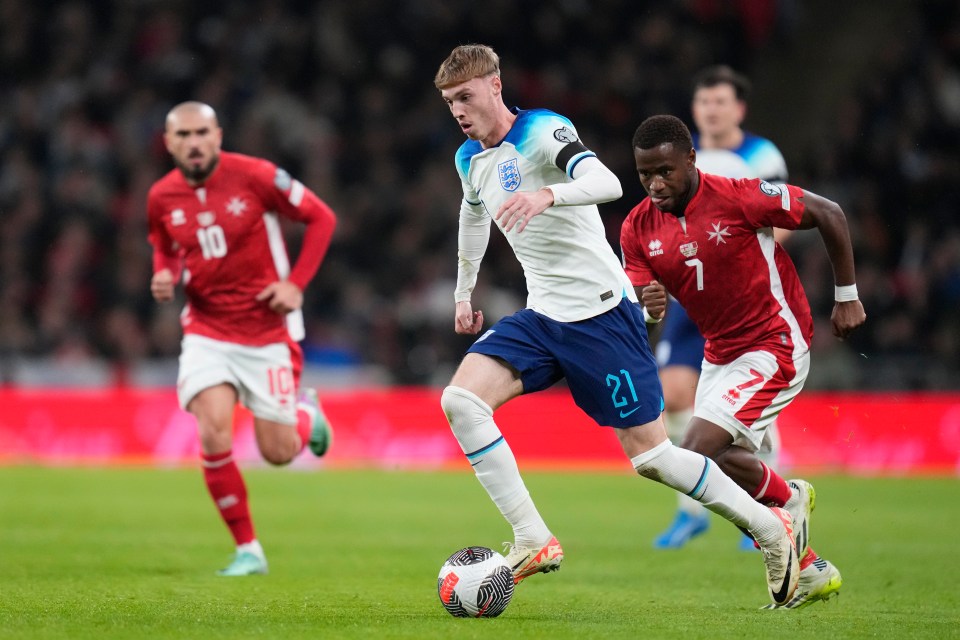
[202,450,255,545]
[295,408,311,453]
[800,546,819,569]
[750,462,791,507]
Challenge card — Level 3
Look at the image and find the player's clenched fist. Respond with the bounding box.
[151,268,176,302]
[640,280,667,321]
[831,299,866,340]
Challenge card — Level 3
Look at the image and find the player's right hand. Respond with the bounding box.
[640,280,666,320]
[151,269,175,302]
[455,301,484,335]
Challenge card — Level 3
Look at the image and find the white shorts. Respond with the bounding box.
[694,349,809,452]
[177,334,299,425]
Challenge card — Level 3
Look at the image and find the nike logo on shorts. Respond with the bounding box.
[619,406,641,419]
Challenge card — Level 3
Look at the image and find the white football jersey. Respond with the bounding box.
[694,131,788,182]
[454,108,634,322]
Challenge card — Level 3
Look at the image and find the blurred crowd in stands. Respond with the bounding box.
[0,0,957,389]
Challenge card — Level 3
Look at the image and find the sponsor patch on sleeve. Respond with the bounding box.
[759,180,781,197]
[553,126,578,143]
[759,180,791,210]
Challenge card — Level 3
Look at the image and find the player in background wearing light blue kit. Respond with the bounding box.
[434,45,799,607]
[653,66,796,552]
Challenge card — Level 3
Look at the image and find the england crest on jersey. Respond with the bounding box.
[498,158,521,192]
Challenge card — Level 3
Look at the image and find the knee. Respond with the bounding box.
[439,386,459,420]
[441,386,491,427]
[255,422,297,466]
[260,448,292,467]
[196,420,233,455]
[679,429,722,459]
[628,439,672,481]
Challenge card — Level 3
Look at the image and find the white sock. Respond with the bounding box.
[631,441,782,546]
[441,386,551,548]
[237,539,265,559]
[663,408,705,516]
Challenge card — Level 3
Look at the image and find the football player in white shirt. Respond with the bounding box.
[433,44,799,607]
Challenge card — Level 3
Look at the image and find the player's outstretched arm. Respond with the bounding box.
[796,190,866,339]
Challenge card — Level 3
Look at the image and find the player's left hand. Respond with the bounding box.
[495,188,555,232]
[256,280,303,314]
[831,299,866,340]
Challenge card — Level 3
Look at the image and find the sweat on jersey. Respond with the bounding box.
[147,151,336,346]
[620,171,813,364]
[453,107,634,323]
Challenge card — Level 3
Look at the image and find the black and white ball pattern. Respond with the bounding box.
[437,546,515,618]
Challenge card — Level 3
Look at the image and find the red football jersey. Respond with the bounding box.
[621,171,813,364]
[147,152,336,346]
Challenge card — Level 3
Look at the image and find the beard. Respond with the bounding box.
[175,153,219,183]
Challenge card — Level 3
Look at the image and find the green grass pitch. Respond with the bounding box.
[1,466,957,639]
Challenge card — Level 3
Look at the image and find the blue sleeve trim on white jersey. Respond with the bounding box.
[566,151,597,177]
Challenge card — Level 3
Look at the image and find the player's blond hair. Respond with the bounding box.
[434,44,500,90]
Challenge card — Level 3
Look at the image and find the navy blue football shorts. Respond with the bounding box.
[467,296,664,428]
[654,301,706,371]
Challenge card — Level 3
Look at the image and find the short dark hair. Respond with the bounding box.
[632,115,693,152]
[692,64,751,101]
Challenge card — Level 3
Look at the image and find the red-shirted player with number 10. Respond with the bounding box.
[147,102,337,576]
[621,115,865,610]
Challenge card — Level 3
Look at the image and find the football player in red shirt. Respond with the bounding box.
[621,114,865,609]
[148,102,337,576]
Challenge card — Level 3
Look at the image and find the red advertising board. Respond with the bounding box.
[0,388,957,474]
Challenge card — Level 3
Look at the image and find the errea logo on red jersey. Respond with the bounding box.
[648,239,663,256]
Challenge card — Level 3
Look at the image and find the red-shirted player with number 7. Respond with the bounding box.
[147,102,337,576]
[621,115,866,609]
